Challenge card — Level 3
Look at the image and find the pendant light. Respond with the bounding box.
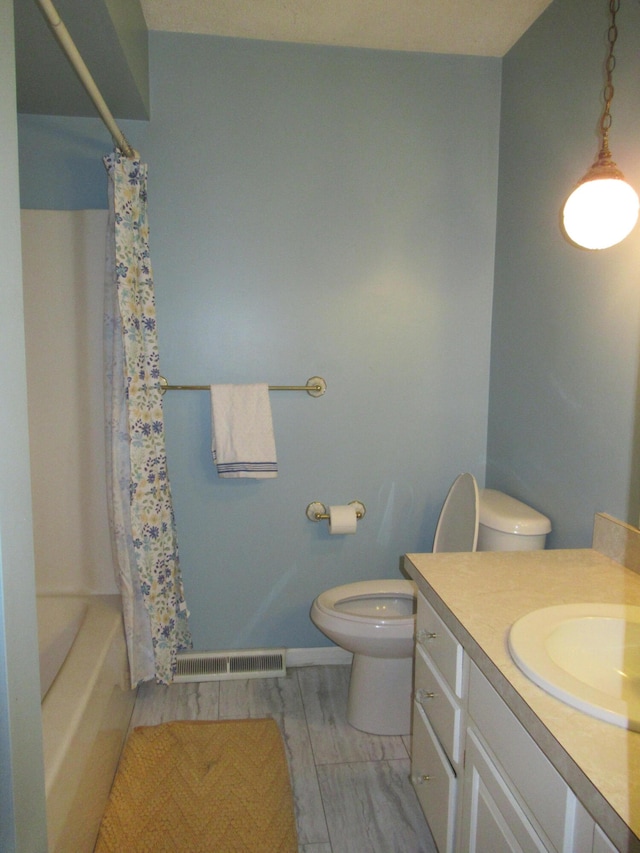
[562,0,638,250]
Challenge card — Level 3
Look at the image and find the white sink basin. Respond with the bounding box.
[508,603,640,730]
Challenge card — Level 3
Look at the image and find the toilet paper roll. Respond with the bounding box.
[328,504,358,535]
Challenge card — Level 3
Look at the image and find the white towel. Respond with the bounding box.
[210,384,278,478]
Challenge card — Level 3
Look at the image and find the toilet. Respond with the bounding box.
[310,475,551,736]
[477,488,551,551]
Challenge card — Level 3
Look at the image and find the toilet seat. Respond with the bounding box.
[432,472,479,553]
[313,580,417,625]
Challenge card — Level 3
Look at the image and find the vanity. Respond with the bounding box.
[404,513,640,853]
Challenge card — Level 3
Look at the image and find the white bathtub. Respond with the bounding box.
[37,594,136,852]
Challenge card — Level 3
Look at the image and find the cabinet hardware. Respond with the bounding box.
[417,629,437,644]
[416,689,437,703]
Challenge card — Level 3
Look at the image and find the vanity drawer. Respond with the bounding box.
[415,642,463,767]
[411,701,457,853]
[416,592,465,697]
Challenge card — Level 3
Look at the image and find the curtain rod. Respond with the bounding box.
[35,0,135,158]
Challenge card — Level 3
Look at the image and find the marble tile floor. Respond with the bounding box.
[130,664,437,853]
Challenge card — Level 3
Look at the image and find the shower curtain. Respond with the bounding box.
[104,148,192,686]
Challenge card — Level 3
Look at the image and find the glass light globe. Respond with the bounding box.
[563,175,639,250]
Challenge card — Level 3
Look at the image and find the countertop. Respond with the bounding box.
[404,547,640,853]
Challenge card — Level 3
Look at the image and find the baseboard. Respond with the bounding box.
[286,646,353,667]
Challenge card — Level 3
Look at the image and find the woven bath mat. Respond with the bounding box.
[94,718,298,852]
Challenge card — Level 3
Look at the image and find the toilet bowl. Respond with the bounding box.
[310,474,552,736]
[310,579,417,735]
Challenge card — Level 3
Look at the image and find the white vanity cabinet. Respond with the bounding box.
[412,592,619,853]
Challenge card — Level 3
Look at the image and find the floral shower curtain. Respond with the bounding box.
[104,148,192,686]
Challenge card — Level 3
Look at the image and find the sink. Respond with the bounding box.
[508,603,640,730]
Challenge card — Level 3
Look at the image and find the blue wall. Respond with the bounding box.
[18,34,501,650]
[18,2,640,649]
[488,0,640,547]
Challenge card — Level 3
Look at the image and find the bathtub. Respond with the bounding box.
[37,594,137,852]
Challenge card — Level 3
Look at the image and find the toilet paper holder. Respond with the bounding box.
[305,500,366,522]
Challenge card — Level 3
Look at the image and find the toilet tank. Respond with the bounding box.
[477,489,551,552]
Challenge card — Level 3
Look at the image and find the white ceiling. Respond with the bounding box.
[139,0,555,58]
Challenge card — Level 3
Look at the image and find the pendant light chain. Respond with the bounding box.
[599,0,619,156]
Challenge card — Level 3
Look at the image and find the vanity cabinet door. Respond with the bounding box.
[411,701,457,853]
[459,728,551,853]
[467,661,570,852]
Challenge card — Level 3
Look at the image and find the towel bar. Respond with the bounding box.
[159,376,326,397]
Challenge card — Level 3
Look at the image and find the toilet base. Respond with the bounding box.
[346,653,413,735]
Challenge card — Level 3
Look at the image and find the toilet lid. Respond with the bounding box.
[432,473,479,553]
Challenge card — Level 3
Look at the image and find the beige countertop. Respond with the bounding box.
[404,546,640,852]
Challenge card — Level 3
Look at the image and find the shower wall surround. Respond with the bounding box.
[18,35,501,651]
[21,209,117,595]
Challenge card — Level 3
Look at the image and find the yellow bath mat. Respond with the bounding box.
[94,718,298,852]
